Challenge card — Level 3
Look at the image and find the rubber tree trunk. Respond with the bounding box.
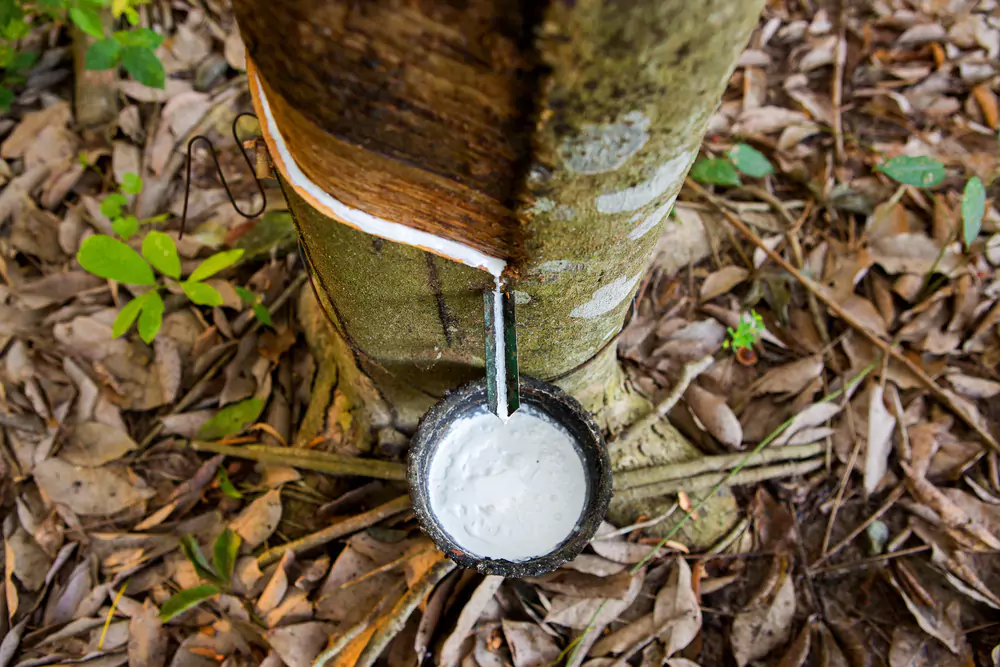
[234,0,764,545]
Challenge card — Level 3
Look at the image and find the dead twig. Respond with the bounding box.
[258,495,411,567]
[354,557,457,667]
[688,179,1000,455]
[190,440,406,481]
[810,485,906,570]
[809,545,930,578]
[312,580,407,667]
[820,396,862,556]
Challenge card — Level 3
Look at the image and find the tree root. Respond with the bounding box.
[613,458,824,501]
[614,443,824,490]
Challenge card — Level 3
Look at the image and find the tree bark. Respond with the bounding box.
[234,0,765,545]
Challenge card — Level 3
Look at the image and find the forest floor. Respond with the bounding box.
[2,1,1000,666]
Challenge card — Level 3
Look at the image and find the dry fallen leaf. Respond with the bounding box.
[730,570,796,667]
[865,384,896,495]
[439,575,505,667]
[654,557,701,658]
[701,267,750,301]
[752,355,824,395]
[229,489,283,549]
[266,621,339,667]
[59,422,138,467]
[684,384,743,449]
[33,458,154,516]
[501,620,561,667]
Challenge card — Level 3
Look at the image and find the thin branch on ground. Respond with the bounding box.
[312,580,407,667]
[810,485,906,570]
[688,178,1000,454]
[258,495,411,567]
[809,545,930,577]
[190,440,406,480]
[353,557,457,667]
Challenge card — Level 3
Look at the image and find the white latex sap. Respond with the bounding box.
[428,407,587,561]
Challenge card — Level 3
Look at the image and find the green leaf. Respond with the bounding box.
[8,50,37,72]
[252,303,273,327]
[0,85,13,111]
[112,292,147,338]
[113,27,163,50]
[876,156,946,188]
[962,177,986,247]
[84,38,119,70]
[179,535,219,583]
[122,46,164,89]
[69,6,104,39]
[234,286,255,303]
[158,584,220,623]
[728,144,774,178]
[120,172,143,195]
[100,193,127,219]
[199,397,265,440]
[142,231,180,278]
[216,468,243,499]
[77,236,156,285]
[212,529,241,583]
[112,215,139,240]
[182,281,223,307]
[190,249,244,282]
[689,158,741,187]
[137,290,163,343]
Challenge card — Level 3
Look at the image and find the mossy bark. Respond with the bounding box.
[248,0,765,547]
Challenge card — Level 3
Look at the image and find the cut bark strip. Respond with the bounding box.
[247,59,508,274]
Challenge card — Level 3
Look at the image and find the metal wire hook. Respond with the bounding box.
[179,111,267,238]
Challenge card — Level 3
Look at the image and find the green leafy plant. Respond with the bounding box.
[0,0,163,109]
[199,397,265,440]
[77,173,271,343]
[690,143,774,187]
[875,155,946,188]
[961,176,985,248]
[723,310,765,353]
[160,529,241,622]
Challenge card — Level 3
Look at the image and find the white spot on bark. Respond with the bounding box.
[535,260,585,274]
[513,291,532,305]
[595,151,696,214]
[628,194,677,240]
[570,273,642,319]
[528,198,555,215]
[552,205,575,221]
[560,111,651,175]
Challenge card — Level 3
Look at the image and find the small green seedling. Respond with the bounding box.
[77,173,271,343]
[690,143,774,188]
[1,0,164,110]
[159,529,241,622]
[723,310,765,352]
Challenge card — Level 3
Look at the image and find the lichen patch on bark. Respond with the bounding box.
[559,110,651,175]
[594,151,695,214]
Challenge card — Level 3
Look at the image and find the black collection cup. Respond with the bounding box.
[407,377,611,577]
